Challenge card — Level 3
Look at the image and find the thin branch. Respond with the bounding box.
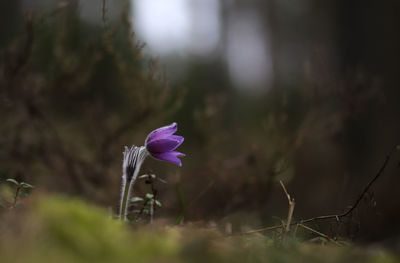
[280,180,291,203]
[298,224,341,246]
[239,225,283,235]
[241,145,398,235]
[299,144,397,223]
[280,180,295,232]
[339,145,397,218]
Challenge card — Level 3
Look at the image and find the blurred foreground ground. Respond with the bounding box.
[1,195,399,263]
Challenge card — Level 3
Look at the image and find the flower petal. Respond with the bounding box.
[145,122,178,144]
[146,135,184,153]
[150,151,185,166]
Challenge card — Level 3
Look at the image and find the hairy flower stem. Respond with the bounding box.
[119,179,131,221]
[120,177,140,221]
[119,146,148,221]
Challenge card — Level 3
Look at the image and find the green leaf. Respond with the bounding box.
[155,200,162,207]
[20,182,34,189]
[145,193,154,200]
[130,197,144,203]
[6,179,19,186]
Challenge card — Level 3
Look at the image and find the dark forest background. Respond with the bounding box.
[1,0,400,243]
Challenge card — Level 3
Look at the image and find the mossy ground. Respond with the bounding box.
[0,195,398,263]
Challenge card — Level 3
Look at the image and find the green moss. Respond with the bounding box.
[1,195,180,263]
[0,195,398,263]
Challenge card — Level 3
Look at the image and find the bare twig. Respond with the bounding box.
[298,224,341,246]
[280,180,295,232]
[298,144,397,224]
[241,145,398,235]
[239,225,283,235]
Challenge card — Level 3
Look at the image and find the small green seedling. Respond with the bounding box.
[127,173,165,223]
[5,178,34,208]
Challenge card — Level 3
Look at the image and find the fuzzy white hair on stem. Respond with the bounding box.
[119,145,148,221]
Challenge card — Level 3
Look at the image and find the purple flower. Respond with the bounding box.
[145,122,185,166]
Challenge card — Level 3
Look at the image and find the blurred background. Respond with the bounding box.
[1,0,400,242]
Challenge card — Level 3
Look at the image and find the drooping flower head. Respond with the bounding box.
[145,122,185,166]
[122,145,148,182]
